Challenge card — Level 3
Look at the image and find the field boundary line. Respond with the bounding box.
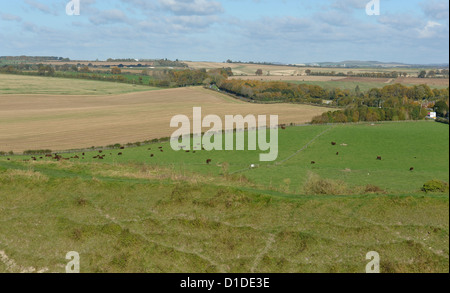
[275,125,336,166]
[251,234,275,273]
[228,125,336,175]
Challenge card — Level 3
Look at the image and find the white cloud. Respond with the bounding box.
[159,0,224,15]
[89,9,129,25]
[418,21,444,38]
[420,0,449,20]
[1,13,22,22]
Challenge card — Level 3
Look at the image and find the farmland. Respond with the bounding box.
[0,68,448,274]
[0,74,329,153]
[0,121,448,273]
[0,74,157,95]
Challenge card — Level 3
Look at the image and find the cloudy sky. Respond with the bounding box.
[0,0,448,64]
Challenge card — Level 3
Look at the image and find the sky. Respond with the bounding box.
[0,0,448,64]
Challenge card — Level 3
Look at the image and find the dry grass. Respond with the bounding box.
[395,77,449,87]
[0,74,154,95]
[229,76,347,81]
[0,86,329,152]
[0,168,49,182]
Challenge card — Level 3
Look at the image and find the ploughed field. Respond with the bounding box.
[0,74,328,153]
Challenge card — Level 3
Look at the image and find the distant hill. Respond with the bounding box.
[304,60,449,68]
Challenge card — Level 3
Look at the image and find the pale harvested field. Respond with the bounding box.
[185,61,431,77]
[229,75,347,82]
[185,61,305,76]
[396,77,449,87]
[0,74,157,95]
[0,87,329,152]
[30,61,155,67]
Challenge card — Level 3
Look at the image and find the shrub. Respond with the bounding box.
[23,149,52,155]
[364,184,385,194]
[303,173,348,195]
[422,180,449,193]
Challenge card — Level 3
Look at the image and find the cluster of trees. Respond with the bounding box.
[1,62,234,88]
[217,79,449,123]
[0,56,69,62]
[218,79,330,104]
[311,106,430,124]
[37,64,55,76]
[218,79,449,106]
[149,68,233,87]
[418,70,449,78]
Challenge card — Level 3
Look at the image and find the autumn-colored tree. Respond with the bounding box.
[111,67,122,74]
[80,66,90,73]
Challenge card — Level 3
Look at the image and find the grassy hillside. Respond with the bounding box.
[0,161,448,273]
[0,121,448,273]
[5,121,445,194]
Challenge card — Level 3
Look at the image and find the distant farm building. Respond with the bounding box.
[427,112,437,120]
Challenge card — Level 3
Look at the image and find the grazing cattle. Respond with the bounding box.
[410,167,414,171]
[45,154,52,158]
[186,150,190,153]
[311,161,316,164]
[193,151,196,154]
[148,148,151,151]
[82,153,85,156]
[7,158,10,161]
[206,159,212,165]
[331,142,337,146]
[158,147,163,149]
[280,124,286,130]
[336,152,339,155]
[74,155,79,159]
[120,147,125,150]
[150,154,154,157]
[160,150,164,152]
[377,156,382,160]
[99,150,103,153]
[118,152,123,156]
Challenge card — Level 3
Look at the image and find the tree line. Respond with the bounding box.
[0,63,233,88]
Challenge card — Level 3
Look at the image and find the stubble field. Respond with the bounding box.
[0,74,329,153]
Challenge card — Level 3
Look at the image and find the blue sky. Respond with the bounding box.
[0,0,448,64]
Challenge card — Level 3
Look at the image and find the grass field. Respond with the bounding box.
[0,79,329,153]
[4,121,446,194]
[0,122,448,273]
[0,74,158,95]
